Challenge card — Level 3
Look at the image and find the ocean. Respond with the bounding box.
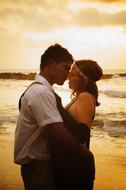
[0,71,126,139]
[0,71,126,190]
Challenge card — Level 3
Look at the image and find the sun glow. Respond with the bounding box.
[0,0,126,71]
[23,32,45,41]
[68,1,126,13]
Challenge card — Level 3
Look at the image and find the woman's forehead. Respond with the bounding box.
[71,63,88,80]
[71,64,80,72]
[70,65,80,76]
[71,63,77,71]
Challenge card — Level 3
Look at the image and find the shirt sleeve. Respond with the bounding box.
[29,91,63,127]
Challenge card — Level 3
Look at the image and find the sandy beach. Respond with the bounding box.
[0,130,126,190]
[0,76,126,190]
[91,129,126,190]
[0,135,23,190]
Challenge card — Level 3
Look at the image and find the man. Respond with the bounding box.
[14,43,90,190]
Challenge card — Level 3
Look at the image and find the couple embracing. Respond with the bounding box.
[14,43,103,190]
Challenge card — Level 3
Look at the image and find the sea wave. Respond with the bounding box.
[93,118,126,135]
[0,72,126,80]
[0,72,36,80]
[0,115,17,125]
[103,119,126,137]
[102,73,126,79]
[0,115,126,137]
[102,90,126,98]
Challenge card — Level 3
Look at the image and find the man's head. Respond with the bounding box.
[40,43,74,85]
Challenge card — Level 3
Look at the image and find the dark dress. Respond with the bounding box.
[51,93,95,190]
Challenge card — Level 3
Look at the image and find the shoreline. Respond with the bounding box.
[0,131,126,190]
[0,72,126,80]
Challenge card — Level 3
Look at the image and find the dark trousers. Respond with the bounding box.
[21,160,56,190]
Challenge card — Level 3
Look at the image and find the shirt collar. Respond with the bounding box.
[35,74,54,91]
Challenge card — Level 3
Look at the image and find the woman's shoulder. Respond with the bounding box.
[78,92,93,99]
[78,92,95,106]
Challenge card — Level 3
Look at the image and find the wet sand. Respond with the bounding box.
[0,135,23,190]
[91,130,126,190]
[0,131,126,190]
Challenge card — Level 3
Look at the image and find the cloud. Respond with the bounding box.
[0,0,72,33]
[0,0,126,70]
[73,8,126,27]
[0,0,126,39]
[83,0,126,3]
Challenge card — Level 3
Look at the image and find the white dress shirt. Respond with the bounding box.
[14,74,63,165]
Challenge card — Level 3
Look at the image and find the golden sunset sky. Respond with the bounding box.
[0,0,126,71]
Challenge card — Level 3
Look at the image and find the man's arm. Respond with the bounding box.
[47,122,89,157]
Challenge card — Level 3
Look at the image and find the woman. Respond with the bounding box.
[51,60,103,190]
[66,59,103,148]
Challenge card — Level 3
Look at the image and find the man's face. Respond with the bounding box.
[54,61,72,85]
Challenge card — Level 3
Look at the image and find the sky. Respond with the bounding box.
[0,0,126,72]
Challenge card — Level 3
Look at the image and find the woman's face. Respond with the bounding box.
[68,65,84,91]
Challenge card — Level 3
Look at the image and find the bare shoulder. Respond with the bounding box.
[77,92,95,107]
[78,92,93,100]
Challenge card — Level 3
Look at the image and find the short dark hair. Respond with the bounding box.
[40,43,74,70]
